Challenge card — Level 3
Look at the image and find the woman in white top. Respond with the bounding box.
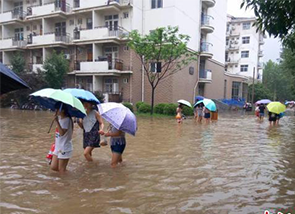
[51,103,73,173]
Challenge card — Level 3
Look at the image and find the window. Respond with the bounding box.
[226,38,229,46]
[104,78,119,93]
[150,62,162,72]
[224,79,227,99]
[86,18,92,29]
[78,19,82,24]
[240,65,248,72]
[232,81,241,99]
[243,22,250,30]
[226,24,230,32]
[242,36,250,44]
[123,12,129,19]
[26,26,30,31]
[123,46,129,51]
[235,65,238,67]
[14,28,24,41]
[241,51,249,58]
[151,0,163,9]
[123,78,129,84]
[69,19,74,26]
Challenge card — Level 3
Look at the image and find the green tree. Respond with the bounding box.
[241,0,295,49]
[280,48,295,98]
[43,51,69,89]
[248,83,272,103]
[127,26,197,114]
[11,52,25,74]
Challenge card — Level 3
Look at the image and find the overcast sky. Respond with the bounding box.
[227,0,281,63]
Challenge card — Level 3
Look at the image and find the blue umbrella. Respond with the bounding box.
[195,99,217,112]
[0,63,30,95]
[97,103,137,136]
[256,99,272,105]
[63,88,100,104]
[195,96,204,102]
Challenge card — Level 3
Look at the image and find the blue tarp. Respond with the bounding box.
[221,98,245,107]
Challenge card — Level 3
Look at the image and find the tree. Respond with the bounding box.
[248,82,272,103]
[11,52,26,74]
[241,0,295,49]
[43,51,69,89]
[127,26,197,114]
[280,48,295,98]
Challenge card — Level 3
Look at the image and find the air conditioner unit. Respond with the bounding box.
[64,54,70,59]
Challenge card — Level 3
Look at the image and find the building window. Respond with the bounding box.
[123,46,129,51]
[224,79,227,99]
[242,36,250,44]
[226,38,229,46]
[241,51,249,58]
[123,12,129,19]
[232,81,241,99]
[69,19,74,26]
[123,78,129,84]
[105,78,119,93]
[78,19,82,24]
[240,65,248,72]
[226,24,230,32]
[86,18,92,29]
[150,62,162,72]
[26,26,30,31]
[243,22,251,30]
[151,0,163,9]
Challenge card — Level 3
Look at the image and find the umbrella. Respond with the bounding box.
[256,99,272,105]
[0,63,30,95]
[177,100,192,108]
[195,96,204,102]
[30,88,86,118]
[267,102,286,114]
[97,102,137,136]
[63,88,100,104]
[195,98,217,112]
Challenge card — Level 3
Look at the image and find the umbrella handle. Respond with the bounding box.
[47,118,55,133]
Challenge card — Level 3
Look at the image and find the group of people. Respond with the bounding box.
[256,104,282,126]
[175,103,211,124]
[50,101,126,173]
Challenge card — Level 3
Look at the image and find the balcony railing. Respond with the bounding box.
[55,34,71,43]
[199,69,212,80]
[75,58,125,72]
[201,14,214,26]
[200,42,213,52]
[12,39,27,47]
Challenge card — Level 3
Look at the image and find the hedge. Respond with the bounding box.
[122,102,134,112]
[163,103,178,115]
[138,103,151,113]
[136,101,145,110]
[182,106,194,116]
[154,103,167,114]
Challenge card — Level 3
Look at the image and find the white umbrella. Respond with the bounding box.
[177,99,192,108]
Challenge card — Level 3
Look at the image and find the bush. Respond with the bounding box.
[136,101,145,110]
[93,91,105,103]
[138,103,151,113]
[122,102,134,112]
[163,103,178,115]
[182,106,194,116]
[154,103,167,114]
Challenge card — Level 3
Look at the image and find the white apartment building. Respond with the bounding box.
[0,0,248,103]
[225,15,265,80]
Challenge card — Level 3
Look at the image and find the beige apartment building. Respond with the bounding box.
[0,0,248,105]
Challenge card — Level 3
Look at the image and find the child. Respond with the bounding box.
[51,103,73,173]
[78,101,104,162]
[203,107,211,123]
[258,104,266,121]
[195,103,204,122]
[176,104,183,123]
[268,112,279,126]
[105,125,126,168]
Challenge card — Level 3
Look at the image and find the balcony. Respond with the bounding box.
[258,51,263,57]
[258,62,263,69]
[201,15,214,34]
[0,10,26,24]
[259,39,265,45]
[227,44,239,51]
[27,33,70,47]
[73,26,127,43]
[200,42,213,58]
[74,59,127,74]
[28,2,70,18]
[225,58,239,65]
[73,0,133,11]
[199,69,212,83]
[202,0,216,7]
[0,38,26,50]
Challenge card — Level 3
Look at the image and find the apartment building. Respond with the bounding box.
[225,15,265,80]
[0,0,248,104]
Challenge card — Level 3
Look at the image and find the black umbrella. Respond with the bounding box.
[0,63,30,95]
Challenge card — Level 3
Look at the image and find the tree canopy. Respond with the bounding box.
[11,52,26,74]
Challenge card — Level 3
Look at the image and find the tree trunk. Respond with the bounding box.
[151,87,155,115]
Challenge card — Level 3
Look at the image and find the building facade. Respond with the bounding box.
[0,0,248,104]
[225,15,265,80]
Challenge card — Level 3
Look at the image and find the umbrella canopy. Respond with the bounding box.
[285,101,294,105]
[63,88,100,104]
[195,98,217,112]
[97,102,137,136]
[0,63,30,95]
[30,88,86,118]
[177,99,192,108]
[195,96,204,102]
[256,99,272,105]
[267,102,286,114]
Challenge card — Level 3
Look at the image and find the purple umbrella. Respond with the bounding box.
[97,102,137,136]
[256,99,272,105]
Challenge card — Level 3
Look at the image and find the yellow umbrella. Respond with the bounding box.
[267,102,286,114]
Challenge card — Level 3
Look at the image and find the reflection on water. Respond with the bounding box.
[0,109,295,214]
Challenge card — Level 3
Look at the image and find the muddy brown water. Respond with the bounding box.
[0,109,295,214]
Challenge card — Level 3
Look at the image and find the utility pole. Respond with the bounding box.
[251,67,255,105]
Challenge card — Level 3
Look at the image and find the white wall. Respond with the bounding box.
[81,61,109,72]
[31,3,55,17]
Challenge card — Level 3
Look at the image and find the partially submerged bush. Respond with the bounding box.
[154,103,167,114]
[163,103,178,115]
[122,102,134,112]
[138,103,151,113]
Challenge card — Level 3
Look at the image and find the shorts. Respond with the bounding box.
[111,144,126,154]
[53,149,73,159]
[259,112,264,117]
[204,113,210,119]
[197,112,203,117]
[269,116,277,122]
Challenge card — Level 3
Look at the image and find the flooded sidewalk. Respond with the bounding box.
[0,109,295,214]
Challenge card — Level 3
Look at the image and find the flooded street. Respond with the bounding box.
[0,108,295,214]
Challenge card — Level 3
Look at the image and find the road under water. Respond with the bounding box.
[0,109,295,214]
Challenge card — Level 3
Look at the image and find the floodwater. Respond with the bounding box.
[0,109,295,214]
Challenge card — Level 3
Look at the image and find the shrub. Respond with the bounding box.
[163,103,178,115]
[93,91,105,103]
[182,106,194,116]
[136,101,145,110]
[122,102,134,112]
[138,103,151,113]
[154,103,167,114]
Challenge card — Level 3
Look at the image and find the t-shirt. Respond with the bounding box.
[259,105,265,113]
[83,110,98,132]
[55,117,73,153]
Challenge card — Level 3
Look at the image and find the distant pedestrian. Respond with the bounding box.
[203,107,211,124]
[258,104,266,121]
[194,103,204,123]
[176,104,183,123]
[268,112,279,126]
